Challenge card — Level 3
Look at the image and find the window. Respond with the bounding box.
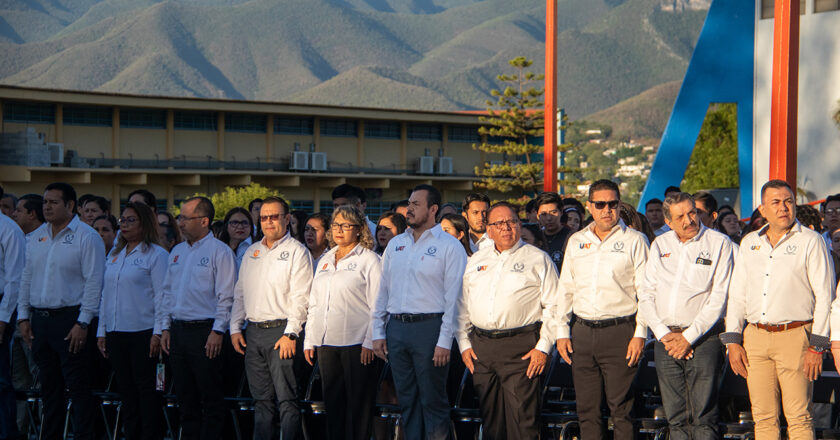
[291,200,314,212]
[120,108,165,129]
[448,125,480,143]
[320,119,357,137]
[225,113,266,133]
[815,0,840,12]
[63,106,112,126]
[407,123,441,141]
[2,101,55,124]
[275,116,314,135]
[175,111,217,130]
[761,0,806,19]
[365,121,400,139]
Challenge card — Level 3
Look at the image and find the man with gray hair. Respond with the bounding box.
[638,192,734,440]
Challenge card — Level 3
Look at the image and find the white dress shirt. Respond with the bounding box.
[0,214,25,323]
[161,232,236,333]
[18,216,105,324]
[723,221,835,347]
[304,244,381,351]
[457,240,559,353]
[233,236,252,273]
[231,233,313,336]
[654,224,671,237]
[469,233,494,254]
[638,226,733,344]
[372,224,468,348]
[556,221,649,339]
[98,243,169,337]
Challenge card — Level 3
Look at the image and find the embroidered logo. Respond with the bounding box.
[751,245,761,251]
[612,241,625,252]
[425,246,437,256]
[396,246,406,251]
[785,245,797,255]
[62,234,75,244]
[172,255,180,264]
[552,251,562,262]
[698,251,711,260]
[579,243,592,249]
[253,250,260,258]
[346,262,357,271]
[321,263,329,271]
[477,265,488,272]
[511,262,525,273]
[38,237,46,242]
[132,258,143,266]
[660,253,671,258]
[111,256,118,263]
[279,251,289,261]
[198,257,210,267]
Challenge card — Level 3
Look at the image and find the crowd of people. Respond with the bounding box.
[1,178,840,440]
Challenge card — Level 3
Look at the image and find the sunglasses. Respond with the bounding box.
[259,213,283,222]
[589,200,620,210]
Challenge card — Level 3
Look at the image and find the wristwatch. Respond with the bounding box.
[76,321,88,330]
[809,345,825,353]
[284,333,298,341]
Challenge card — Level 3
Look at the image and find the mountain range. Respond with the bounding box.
[0,0,709,137]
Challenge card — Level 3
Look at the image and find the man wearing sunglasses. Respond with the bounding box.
[160,196,236,440]
[555,179,650,440]
[230,196,313,440]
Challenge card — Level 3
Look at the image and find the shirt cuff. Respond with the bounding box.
[536,339,552,354]
[555,324,570,339]
[652,324,671,341]
[17,306,30,321]
[719,331,742,345]
[682,327,700,346]
[153,322,162,335]
[212,319,228,334]
[457,337,472,353]
[436,333,453,350]
[77,311,94,325]
[633,323,648,339]
[372,322,386,341]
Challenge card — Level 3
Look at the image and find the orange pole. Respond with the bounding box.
[543,0,557,193]
[768,0,799,187]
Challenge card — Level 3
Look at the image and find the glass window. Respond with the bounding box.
[275,116,314,135]
[815,0,840,12]
[320,119,357,137]
[120,108,166,129]
[63,106,112,126]
[761,0,806,19]
[448,125,480,143]
[174,111,217,130]
[225,113,266,133]
[407,123,441,141]
[364,121,400,139]
[2,101,55,124]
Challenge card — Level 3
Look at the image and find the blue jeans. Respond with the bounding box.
[654,331,723,440]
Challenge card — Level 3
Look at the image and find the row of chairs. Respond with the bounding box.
[15,339,840,440]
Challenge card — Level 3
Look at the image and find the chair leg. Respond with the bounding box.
[63,400,72,440]
[112,403,122,440]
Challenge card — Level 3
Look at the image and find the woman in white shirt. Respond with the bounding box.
[303,206,382,440]
[96,201,168,440]
[219,207,254,273]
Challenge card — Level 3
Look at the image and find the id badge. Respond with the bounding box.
[156,360,166,391]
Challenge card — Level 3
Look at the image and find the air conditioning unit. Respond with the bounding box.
[417,156,434,174]
[290,151,309,170]
[47,143,64,165]
[310,152,327,171]
[437,157,453,175]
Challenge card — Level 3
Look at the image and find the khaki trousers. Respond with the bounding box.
[743,323,814,440]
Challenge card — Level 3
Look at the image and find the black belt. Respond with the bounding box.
[248,319,287,329]
[473,322,541,339]
[575,314,635,328]
[390,313,443,323]
[171,319,213,327]
[31,305,80,318]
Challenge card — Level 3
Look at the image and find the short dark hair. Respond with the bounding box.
[78,194,95,210]
[128,189,157,211]
[462,192,490,212]
[534,192,563,211]
[412,184,441,209]
[45,183,77,210]
[525,199,537,213]
[19,194,45,222]
[645,198,663,209]
[261,196,290,215]
[760,179,793,200]
[84,196,110,214]
[185,196,215,222]
[93,214,118,232]
[1,193,17,207]
[332,184,366,204]
[488,201,520,219]
[588,179,620,201]
[664,185,681,197]
[692,191,718,213]
[822,194,840,212]
[248,198,264,211]
[391,199,409,210]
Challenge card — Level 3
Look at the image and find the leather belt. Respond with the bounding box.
[171,319,213,327]
[575,314,636,328]
[473,322,541,339]
[751,320,812,332]
[248,319,287,329]
[668,326,688,333]
[390,313,443,323]
[31,305,80,318]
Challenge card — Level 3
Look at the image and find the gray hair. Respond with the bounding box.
[662,192,695,221]
[326,205,374,250]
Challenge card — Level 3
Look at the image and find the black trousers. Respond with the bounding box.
[244,324,300,440]
[571,320,638,440]
[169,321,224,440]
[469,329,541,440]
[316,345,377,440]
[30,309,96,440]
[106,329,161,440]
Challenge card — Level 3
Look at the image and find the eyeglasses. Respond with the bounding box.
[826,208,840,215]
[331,223,360,231]
[118,217,138,225]
[589,200,620,210]
[488,219,519,230]
[177,215,206,222]
[259,213,282,222]
[228,220,250,228]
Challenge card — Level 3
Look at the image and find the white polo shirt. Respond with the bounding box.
[0,214,25,323]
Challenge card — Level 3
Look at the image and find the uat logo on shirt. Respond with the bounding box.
[253,250,260,257]
[476,265,488,271]
[321,263,329,271]
[579,243,592,249]
[750,245,761,251]
[396,246,406,251]
[38,237,46,242]
[660,253,671,258]
[172,255,179,263]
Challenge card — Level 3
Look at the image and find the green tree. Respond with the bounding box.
[681,103,739,193]
[171,182,282,220]
[472,57,578,204]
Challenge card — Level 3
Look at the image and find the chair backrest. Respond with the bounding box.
[541,350,575,406]
[303,359,322,401]
[375,362,399,406]
[453,368,479,409]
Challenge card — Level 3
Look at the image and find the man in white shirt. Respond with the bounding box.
[372,184,468,440]
[638,192,733,440]
[461,192,492,253]
[17,182,105,440]
[12,194,44,238]
[457,202,558,439]
[645,198,670,237]
[0,185,25,440]
[555,179,649,440]
[332,183,377,238]
[231,196,313,440]
[723,180,834,440]
[821,194,840,250]
[160,197,236,440]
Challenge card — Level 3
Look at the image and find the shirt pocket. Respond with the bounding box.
[686,262,712,291]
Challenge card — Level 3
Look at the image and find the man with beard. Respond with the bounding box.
[372,184,467,440]
[462,192,492,253]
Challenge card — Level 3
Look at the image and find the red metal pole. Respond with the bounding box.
[768,0,799,188]
[543,0,557,193]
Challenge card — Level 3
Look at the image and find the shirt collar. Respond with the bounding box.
[757,220,802,237]
[494,239,524,255]
[406,223,442,243]
[188,230,214,248]
[585,219,626,241]
[261,231,291,250]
